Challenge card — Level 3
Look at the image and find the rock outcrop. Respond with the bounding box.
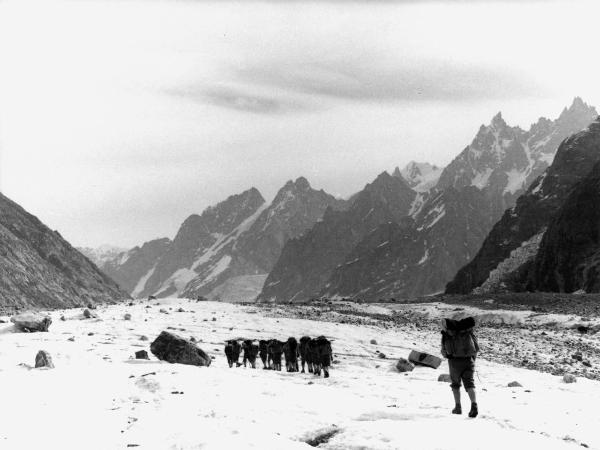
[11,312,52,332]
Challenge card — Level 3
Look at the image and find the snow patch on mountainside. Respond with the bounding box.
[471,167,493,189]
[398,161,442,192]
[132,265,156,298]
[504,168,527,195]
[207,274,268,302]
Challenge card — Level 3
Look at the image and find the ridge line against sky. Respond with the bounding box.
[0,0,598,247]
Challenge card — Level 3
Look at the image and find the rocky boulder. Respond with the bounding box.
[11,312,52,332]
[35,350,54,368]
[395,358,415,373]
[135,350,149,360]
[150,331,211,367]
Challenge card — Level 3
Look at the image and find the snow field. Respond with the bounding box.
[0,299,598,449]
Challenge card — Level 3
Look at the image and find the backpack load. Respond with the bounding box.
[441,316,478,358]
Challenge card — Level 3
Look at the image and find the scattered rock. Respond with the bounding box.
[150,331,211,367]
[35,350,54,369]
[60,315,66,321]
[563,374,577,384]
[177,308,185,313]
[135,350,149,360]
[124,313,132,321]
[159,309,168,314]
[140,335,149,341]
[408,350,442,369]
[212,317,216,322]
[508,381,522,387]
[11,312,52,332]
[395,358,414,373]
[438,374,452,382]
[83,309,96,319]
[370,339,377,345]
[68,336,75,342]
[378,353,387,359]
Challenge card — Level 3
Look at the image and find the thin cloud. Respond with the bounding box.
[234,59,548,103]
[166,85,309,114]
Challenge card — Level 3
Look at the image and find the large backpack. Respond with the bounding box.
[442,317,479,358]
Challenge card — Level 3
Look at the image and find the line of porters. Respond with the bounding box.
[224,336,333,378]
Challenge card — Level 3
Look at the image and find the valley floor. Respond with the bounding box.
[0,299,599,449]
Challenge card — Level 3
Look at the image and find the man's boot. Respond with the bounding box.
[468,402,478,418]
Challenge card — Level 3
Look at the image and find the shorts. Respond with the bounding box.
[448,357,475,390]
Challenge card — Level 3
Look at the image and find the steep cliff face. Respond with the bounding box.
[0,193,128,310]
[529,135,600,292]
[447,116,600,294]
[322,187,493,300]
[257,172,416,302]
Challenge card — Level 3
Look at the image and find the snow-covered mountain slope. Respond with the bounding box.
[103,179,345,301]
[79,245,128,268]
[87,238,172,295]
[137,188,266,299]
[257,171,417,302]
[0,193,128,309]
[177,178,346,301]
[0,299,598,449]
[437,97,597,219]
[447,116,600,294]
[394,161,443,192]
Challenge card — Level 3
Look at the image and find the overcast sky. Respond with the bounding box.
[1,0,599,248]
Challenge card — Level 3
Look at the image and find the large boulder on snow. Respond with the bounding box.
[11,312,52,332]
[35,350,54,368]
[395,358,414,373]
[150,331,211,367]
[408,350,442,369]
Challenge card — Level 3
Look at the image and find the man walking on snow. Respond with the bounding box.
[441,317,479,418]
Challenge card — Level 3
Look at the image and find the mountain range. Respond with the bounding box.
[259,98,597,301]
[83,98,598,303]
[88,178,346,301]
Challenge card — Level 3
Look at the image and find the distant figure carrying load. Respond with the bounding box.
[441,317,480,418]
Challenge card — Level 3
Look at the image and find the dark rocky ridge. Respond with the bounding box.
[447,116,600,294]
[529,129,600,292]
[323,186,494,300]
[0,193,128,310]
[258,171,416,302]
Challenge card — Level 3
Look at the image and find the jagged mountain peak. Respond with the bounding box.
[560,96,595,117]
[490,111,507,129]
[398,161,442,192]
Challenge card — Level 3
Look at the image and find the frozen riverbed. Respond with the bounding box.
[0,299,598,449]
